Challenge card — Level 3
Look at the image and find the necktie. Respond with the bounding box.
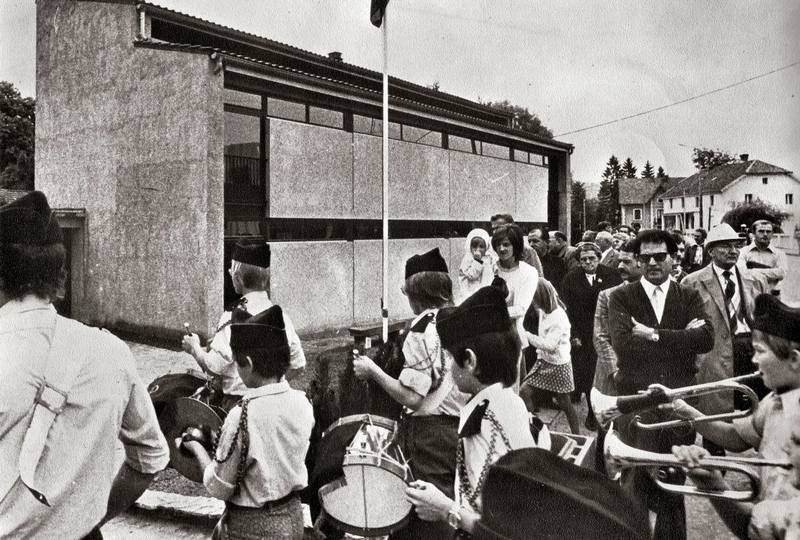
[652,286,662,323]
[722,270,737,330]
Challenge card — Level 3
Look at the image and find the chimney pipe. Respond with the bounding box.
[328,51,343,62]
[740,153,749,162]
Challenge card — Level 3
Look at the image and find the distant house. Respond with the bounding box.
[618,177,683,229]
[660,156,799,233]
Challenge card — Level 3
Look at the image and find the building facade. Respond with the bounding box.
[660,158,799,234]
[618,177,683,230]
[36,0,573,337]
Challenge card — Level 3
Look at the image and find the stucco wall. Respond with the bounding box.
[36,0,224,337]
[269,119,549,222]
[721,174,800,233]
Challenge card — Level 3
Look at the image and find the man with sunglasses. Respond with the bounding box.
[682,224,768,420]
[608,229,714,540]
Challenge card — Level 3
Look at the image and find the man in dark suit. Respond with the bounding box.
[561,242,622,429]
[608,229,714,540]
[596,231,620,270]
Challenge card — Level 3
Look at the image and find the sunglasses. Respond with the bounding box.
[636,252,669,263]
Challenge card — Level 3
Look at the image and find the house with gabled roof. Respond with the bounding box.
[618,177,684,229]
[35,0,573,338]
[659,155,799,233]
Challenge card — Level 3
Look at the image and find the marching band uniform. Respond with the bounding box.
[197,306,314,540]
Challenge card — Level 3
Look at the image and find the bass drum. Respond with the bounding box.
[147,371,208,418]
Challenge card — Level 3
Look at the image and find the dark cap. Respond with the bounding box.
[0,191,62,246]
[473,448,650,540]
[232,241,270,268]
[405,247,448,280]
[230,305,288,351]
[752,293,800,342]
[437,285,511,349]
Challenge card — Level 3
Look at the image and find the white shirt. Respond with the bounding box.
[207,291,306,395]
[640,278,668,324]
[203,380,314,506]
[456,383,536,513]
[0,297,169,539]
[496,262,539,348]
[585,272,596,286]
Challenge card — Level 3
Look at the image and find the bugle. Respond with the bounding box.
[591,372,761,430]
[603,428,792,501]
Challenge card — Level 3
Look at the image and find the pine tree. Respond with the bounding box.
[599,155,623,224]
[621,157,637,178]
[656,166,668,179]
[641,161,655,178]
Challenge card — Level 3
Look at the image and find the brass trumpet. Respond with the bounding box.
[591,372,762,430]
[603,428,792,501]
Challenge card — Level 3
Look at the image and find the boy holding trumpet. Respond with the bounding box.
[669,293,800,538]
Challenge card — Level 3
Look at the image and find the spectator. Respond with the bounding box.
[458,228,494,304]
[739,219,788,296]
[529,228,567,293]
[548,230,579,277]
[669,232,688,283]
[488,214,542,275]
[597,221,614,233]
[597,231,620,269]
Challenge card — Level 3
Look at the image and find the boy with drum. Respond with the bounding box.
[353,247,469,539]
[404,284,537,537]
[181,305,314,540]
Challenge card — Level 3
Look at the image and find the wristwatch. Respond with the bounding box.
[650,329,660,342]
[447,505,462,530]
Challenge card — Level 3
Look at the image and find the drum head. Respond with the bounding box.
[160,397,224,482]
[148,371,207,416]
[319,459,412,536]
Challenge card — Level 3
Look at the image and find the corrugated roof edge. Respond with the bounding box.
[132,39,574,151]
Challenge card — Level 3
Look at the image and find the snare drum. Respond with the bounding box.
[316,414,413,536]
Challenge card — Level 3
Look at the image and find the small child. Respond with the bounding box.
[670,294,800,539]
[404,285,538,536]
[458,228,494,304]
[182,305,314,540]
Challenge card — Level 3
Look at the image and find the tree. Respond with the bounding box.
[692,147,735,170]
[597,155,622,225]
[571,180,587,239]
[656,166,668,179]
[0,81,35,190]
[621,157,637,178]
[721,199,791,233]
[481,99,553,139]
[641,161,655,178]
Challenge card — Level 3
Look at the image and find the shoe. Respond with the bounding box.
[584,414,599,431]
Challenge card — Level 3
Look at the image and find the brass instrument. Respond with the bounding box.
[591,372,762,430]
[603,428,792,501]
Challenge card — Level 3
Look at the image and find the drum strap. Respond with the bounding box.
[15,314,88,506]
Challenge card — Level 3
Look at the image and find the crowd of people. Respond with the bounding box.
[1,192,797,540]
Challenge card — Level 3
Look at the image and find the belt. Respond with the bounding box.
[227,490,301,512]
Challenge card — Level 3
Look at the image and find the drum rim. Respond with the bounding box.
[321,413,397,439]
[318,463,413,536]
[342,453,410,481]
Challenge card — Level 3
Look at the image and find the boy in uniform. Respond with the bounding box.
[182,241,305,410]
[670,293,800,538]
[353,247,468,539]
[182,305,314,540]
[404,285,537,537]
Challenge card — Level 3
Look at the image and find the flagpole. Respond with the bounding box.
[381,4,389,343]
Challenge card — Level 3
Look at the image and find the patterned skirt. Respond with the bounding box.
[522,359,575,394]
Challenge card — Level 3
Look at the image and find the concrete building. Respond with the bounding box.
[36,0,573,338]
[660,157,799,233]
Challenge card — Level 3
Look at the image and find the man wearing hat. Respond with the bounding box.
[669,293,800,539]
[182,240,306,410]
[0,192,170,538]
[682,223,768,426]
[404,284,537,537]
[353,247,468,539]
[182,305,314,539]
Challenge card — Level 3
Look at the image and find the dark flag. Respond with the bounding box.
[370,0,389,27]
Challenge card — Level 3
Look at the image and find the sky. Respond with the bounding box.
[1,0,799,185]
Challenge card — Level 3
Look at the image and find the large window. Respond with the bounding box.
[224,111,263,237]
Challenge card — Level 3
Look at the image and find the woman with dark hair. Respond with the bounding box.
[491,224,539,388]
[561,242,622,429]
[520,279,580,434]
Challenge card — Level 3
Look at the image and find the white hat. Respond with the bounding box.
[705,223,743,248]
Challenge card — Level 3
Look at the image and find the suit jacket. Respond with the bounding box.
[561,265,623,343]
[592,281,627,395]
[600,248,620,270]
[608,280,714,393]
[681,264,766,414]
